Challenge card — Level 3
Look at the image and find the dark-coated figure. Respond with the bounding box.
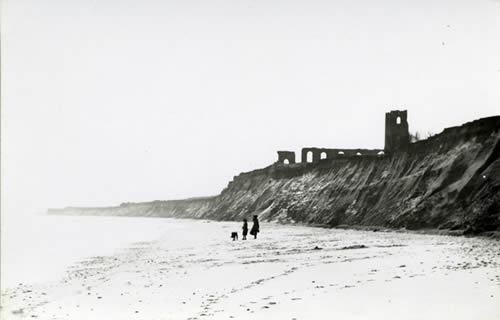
[250,215,260,239]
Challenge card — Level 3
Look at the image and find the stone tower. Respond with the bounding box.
[385,110,410,153]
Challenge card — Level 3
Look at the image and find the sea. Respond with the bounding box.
[1,213,170,290]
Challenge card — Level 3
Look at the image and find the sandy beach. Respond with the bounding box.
[1,217,499,319]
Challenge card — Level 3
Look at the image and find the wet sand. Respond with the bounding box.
[1,218,499,319]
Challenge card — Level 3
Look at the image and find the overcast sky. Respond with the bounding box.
[2,0,499,215]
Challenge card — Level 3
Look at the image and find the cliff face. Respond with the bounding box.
[49,116,500,233]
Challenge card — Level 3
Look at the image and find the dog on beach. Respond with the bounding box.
[231,232,238,241]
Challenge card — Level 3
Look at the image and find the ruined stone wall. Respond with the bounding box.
[300,148,384,163]
[277,151,296,164]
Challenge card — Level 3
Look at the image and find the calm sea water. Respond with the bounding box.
[1,214,170,290]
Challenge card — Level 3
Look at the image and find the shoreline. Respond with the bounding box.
[47,211,500,239]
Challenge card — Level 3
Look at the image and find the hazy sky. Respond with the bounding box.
[2,0,499,214]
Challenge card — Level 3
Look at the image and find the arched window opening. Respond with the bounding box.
[307,151,313,163]
[283,159,290,165]
[396,116,401,124]
[338,151,345,155]
[356,152,362,156]
[377,151,385,156]
[320,152,327,160]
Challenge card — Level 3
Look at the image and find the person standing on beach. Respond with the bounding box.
[242,219,248,240]
[250,215,260,239]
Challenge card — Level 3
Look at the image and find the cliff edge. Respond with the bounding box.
[49,116,500,234]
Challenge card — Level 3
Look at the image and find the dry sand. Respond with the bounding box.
[1,218,499,319]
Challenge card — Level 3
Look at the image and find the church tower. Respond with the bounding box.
[385,110,410,153]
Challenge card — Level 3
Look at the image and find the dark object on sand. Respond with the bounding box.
[231,232,238,241]
[339,244,368,250]
[313,246,323,250]
[242,219,248,240]
[250,215,260,239]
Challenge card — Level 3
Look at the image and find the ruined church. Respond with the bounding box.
[276,110,410,165]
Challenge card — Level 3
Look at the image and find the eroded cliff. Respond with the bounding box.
[49,116,500,234]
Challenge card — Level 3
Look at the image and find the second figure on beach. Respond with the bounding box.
[242,219,248,240]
